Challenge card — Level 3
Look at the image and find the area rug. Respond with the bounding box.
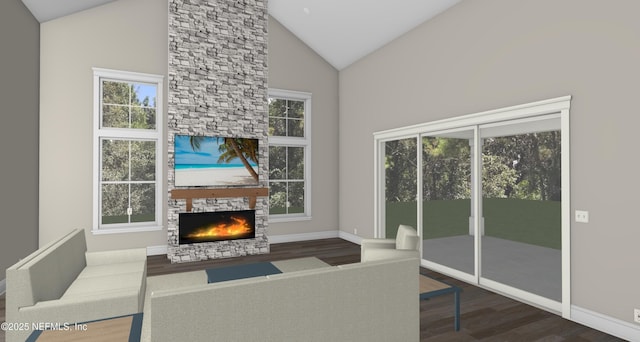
[205,257,331,283]
[271,256,331,272]
[205,261,282,283]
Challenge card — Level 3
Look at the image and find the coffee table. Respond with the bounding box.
[419,274,461,331]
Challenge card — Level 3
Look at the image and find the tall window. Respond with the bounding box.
[93,68,164,234]
[268,89,311,221]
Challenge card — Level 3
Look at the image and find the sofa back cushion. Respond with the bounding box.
[149,257,419,342]
[14,229,87,306]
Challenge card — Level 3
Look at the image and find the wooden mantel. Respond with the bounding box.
[171,187,268,212]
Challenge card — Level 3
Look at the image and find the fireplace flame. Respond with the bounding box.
[185,216,253,239]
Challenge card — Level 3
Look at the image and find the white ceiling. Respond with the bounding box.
[21,0,461,70]
[269,0,461,70]
[21,0,117,23]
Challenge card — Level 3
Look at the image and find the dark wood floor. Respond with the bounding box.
[0,238,624,341]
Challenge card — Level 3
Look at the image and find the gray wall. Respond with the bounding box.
[339,0,640,325]
[39,0,168,251]
[0,0,39,275]
[268,18,339,236]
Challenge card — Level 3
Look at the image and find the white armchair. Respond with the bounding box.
[361,224,420,262]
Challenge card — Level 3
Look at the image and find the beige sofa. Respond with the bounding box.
[144,257,419,342]
[5,229,147,342]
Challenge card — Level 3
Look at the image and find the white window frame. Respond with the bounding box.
[92,68,164,234]
[268,89,312,222]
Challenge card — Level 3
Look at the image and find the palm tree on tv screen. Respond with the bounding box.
[189,136,259,182]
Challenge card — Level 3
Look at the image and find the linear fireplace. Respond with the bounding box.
[179,210,256,244]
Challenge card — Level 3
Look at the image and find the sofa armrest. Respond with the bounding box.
[19,288,141,321]
[86,248,147,265]
[360,238,395,250]
[8,289,142,342]
[361,249,419,263]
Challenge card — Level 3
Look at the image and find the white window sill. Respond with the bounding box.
[92,225,163,235]
[269,215,312,223]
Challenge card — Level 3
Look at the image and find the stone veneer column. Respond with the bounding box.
[167,0,269,263]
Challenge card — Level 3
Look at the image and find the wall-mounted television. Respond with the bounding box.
[174,135,259,187]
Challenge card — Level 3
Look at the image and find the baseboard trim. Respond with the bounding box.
[571,305,640,341]
[268,231,339,244]
[0,278,6,296]
[146,245,168,256]
[143,231,355,254]
[338,231,363,245]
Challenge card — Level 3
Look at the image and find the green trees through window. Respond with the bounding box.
[482,132,561,249]
[102,81,156,129]
[385,131,561,248]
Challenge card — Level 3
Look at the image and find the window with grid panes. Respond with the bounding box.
[93,68,164,233]
[268,89,311,220]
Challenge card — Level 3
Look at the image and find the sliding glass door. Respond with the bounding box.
[479,120,562,305]
[421,129,475,278]
[382,138,417,239]
[374,97,571,315]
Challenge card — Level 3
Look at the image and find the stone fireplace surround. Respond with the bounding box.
[167,0,269,263]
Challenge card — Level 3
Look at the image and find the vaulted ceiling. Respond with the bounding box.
[268,0,460,70]
[21,0,461,70]
[21,0,117,23]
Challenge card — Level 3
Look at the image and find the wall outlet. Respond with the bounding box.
[575,210,589,223]
[354,228,358,235]
[634,308,640,324]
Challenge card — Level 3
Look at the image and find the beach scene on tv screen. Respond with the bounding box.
[174,135,259,186]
